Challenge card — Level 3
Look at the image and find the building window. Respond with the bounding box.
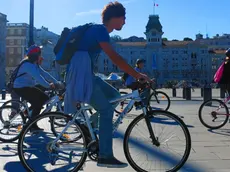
[17,29,22,35]
[140,51,145,55]
[9,39,14,45]
[9,58,14,65]
[9,29,14,35]
[17,39,21,45]
[17,47,21,54]
[9,48,14,54]
[151,38,158,42]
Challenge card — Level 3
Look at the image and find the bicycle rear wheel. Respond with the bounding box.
[198,99,229,129]
[18,112,87,172]
[1,99,29,122]
[124,110,191,172]
[148,91,171,111]
[114,91,133,114]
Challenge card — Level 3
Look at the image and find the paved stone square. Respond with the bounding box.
[0,89,229,171]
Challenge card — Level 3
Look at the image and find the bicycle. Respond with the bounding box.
[18,81,191,172]
[115,82,170,114]
[198,90,230,129]
[0,85,66,142]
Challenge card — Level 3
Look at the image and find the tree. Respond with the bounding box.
[162,37,168,41]
[172,39,179,41]
[183,37,193,41]
[111,35,122,41]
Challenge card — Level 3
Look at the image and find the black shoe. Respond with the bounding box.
[97,157,128,168]
[30,125,44,133]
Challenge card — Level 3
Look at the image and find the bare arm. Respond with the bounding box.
[99,42,139,78]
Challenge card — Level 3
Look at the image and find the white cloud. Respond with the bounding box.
[76,9,101,16]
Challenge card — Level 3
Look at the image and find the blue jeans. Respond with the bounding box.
[90,76,120,158]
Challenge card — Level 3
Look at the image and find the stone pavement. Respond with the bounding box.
[0,89,229,171]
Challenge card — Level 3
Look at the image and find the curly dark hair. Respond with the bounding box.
[101,1,126,24]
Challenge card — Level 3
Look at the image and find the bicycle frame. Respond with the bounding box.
[51,89,150,152]
[207,91,230,117]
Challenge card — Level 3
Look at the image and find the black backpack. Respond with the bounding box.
[7,60,29,93]
[54,23,94,65]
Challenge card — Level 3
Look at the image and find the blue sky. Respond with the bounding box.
[1,0,230,40]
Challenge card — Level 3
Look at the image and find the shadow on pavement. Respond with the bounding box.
[4,161,26,172]
[4,131,78,172]
[208,128,230,137]
[0,142,18,157]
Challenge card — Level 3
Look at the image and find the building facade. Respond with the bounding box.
[35,26,61,79]
[5,24,62,80]
[196,33,230,50]
[0,13,7,90]
[5,23,30,76]
[97,15,213,85]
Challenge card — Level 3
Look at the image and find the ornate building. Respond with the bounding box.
[97,15,212,85]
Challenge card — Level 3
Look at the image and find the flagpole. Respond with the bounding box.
[153,0,155,15]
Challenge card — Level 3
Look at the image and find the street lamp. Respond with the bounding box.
[28,0,34,47]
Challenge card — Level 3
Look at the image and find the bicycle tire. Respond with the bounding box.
[1,100,29,121]
[123,110,191,172]
[0,105,26,142]
[198,99,229,129]
[114,91,133,114]
[148,91,171,111]
[18,112,88,172]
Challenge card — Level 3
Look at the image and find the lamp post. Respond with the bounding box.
[28,0,34,47]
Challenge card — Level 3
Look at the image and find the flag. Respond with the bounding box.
[154,3,159,6]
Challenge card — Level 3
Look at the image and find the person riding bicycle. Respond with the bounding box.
[124,59,150,109]
[64,1,151,168]
[13,45,58,132]
[125,58,146,87]
[219,48,230,93]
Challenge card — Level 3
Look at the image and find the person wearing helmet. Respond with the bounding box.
[218,48,230,93]
[13,45,58,132]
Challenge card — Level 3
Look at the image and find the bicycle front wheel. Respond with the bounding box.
[0,105,26,142]
[18,112,87,172]
[124,110,191,172]
[148,91,171,111]
[198,99,229,129]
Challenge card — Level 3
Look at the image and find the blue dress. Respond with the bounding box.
[64,51,93,114]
